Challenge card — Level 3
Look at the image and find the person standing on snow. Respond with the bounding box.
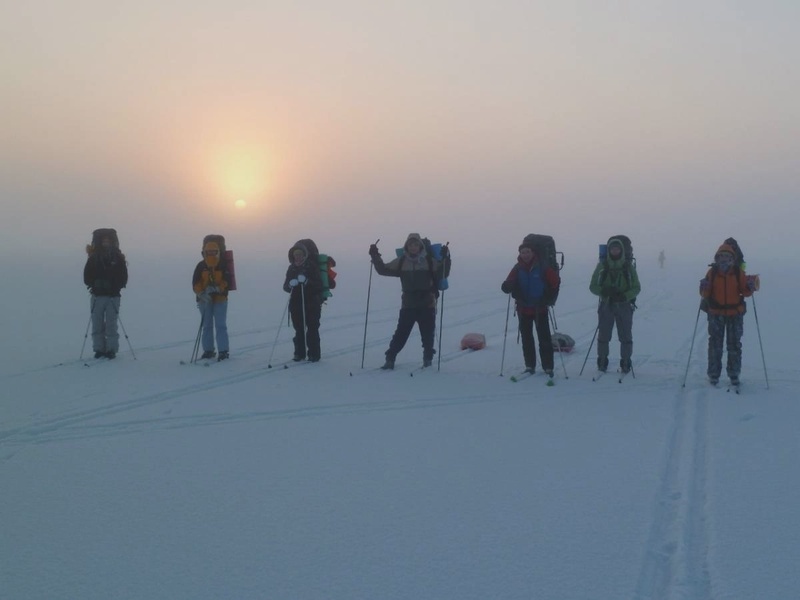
[192,238,231,361]
[500,240,561,376]
[589,237,641,374]
[84,231,128,359]
[283,242,324,362]
[699,242,755,387]
[369,233,451,369]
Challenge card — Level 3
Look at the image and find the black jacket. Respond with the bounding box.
[84,249,128,296]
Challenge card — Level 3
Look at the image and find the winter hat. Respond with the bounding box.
[714,243,736,261]
[288,243,308,263]
[404,233,424,250]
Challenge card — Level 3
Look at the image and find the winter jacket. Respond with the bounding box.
[371,233,451,310]
[84,247,128,297]
[501,256,560,316]
[192,241,230,304]
[283,242,324,306]
[700,243,752,316]
[589,239,641,303]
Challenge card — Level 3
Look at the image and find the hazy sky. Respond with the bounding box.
[3,0,798,262]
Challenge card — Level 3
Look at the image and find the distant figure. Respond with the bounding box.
[699,242,755,387]
[84,229,128,359]
[283,241,324,362]
[658,250,666,269]
[192,236,231,361]
[500,240,561,376]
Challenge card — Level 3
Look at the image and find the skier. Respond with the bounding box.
[84,232,128,359]
[699,242,755,386]
[369,233,450,369]
[589,237,641,373]
[658,250,666,269]
[192,238,231,360]
[500,240,561,375]
[283,242,324,362]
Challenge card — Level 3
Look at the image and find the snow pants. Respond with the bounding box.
[290,296,321,360]
[707,313,744,380]
[597,300,634,367]
[91,295,120,353]
[386,307,436,361]
[518,311,554,371]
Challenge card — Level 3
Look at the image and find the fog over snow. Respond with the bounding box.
[2,247,797,599]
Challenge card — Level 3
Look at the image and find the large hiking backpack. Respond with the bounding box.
[522,234,564,272]
[91,228,120,250]
[294,239,337,301]
[202,234,237,291]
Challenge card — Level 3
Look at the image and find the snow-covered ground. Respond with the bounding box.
[2,251,796,599]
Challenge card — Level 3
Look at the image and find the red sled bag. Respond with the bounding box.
[460,333,486,350]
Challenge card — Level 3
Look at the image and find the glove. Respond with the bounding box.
[297,274,307,284]
[289,279,299,288]
[369,244,380,259]
[197,290,211,303]
[699,279,710,292]
[440,246,450,260]
[601,285,615,297]
[611,292,626,303]
[501,281,513,294]
[746,279,756,292]
[206,285,220,294]
[283,282,291,293]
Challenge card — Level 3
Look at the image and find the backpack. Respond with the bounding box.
[294,239,337,301]
[202,234,237,291]
[396,237,449,294]
[700,237,746,314]
[90,228,120,250]
[522,234,564,272]
[521,233,562,305]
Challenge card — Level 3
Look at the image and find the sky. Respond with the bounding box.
[2,254,798,599]
[2,1,799,262]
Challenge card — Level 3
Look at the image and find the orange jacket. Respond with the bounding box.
[700,267,752,316]
[192,263,229,303]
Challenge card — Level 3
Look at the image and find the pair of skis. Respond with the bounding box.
[509,369,555,386]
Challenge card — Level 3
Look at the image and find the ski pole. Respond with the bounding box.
[267,296,291,368]
[190,312,204,364]
[436,242,449,371]
[579,324,599,376]
[437,288,445,371]
[681,303,703,388]
[300,277,307,352]
[499,293,512,376]
[79,296,94,360]
[110,300,137,360]
[361,239,379,369]
[750,293,770,389]
[549,307,568,379]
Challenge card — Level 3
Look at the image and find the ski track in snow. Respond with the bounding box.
[633,385,712,600]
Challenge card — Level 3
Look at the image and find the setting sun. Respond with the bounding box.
[235,199,247,209]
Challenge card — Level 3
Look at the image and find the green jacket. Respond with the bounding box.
[589,257,641,303]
